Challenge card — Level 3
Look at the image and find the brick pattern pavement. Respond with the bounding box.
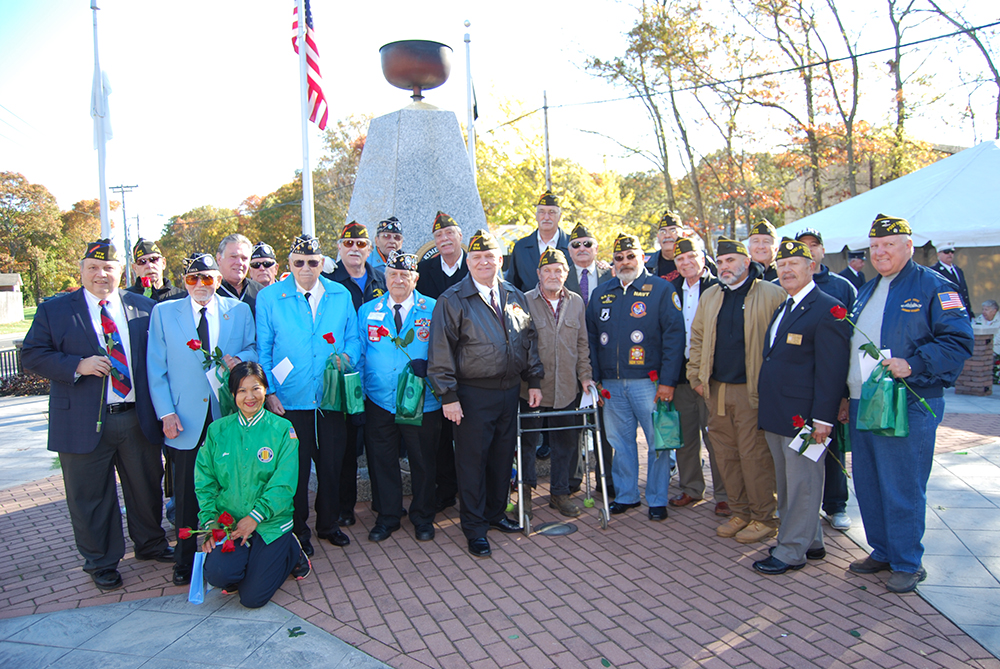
[3,420,1000,668]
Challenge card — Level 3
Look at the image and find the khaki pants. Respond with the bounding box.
[673,383,727,502]
[707,381,776,525]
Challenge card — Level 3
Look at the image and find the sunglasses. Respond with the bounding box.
[940,250,955,254]
[135,256,163,266]
[613,252,639,263]
[184,274,216,286]
[292,259,321,268]
[341,239,369,249]
[379,233,403,242]
[250,260,276,269]
[570,241,594,249]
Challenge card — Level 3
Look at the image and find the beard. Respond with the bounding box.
[617,266,641,284]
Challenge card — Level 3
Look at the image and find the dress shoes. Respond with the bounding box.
[770,546,826,561]
[368,524,399,543]
[753,555,805,575]
[172,565,192,587]
[886,567,927,593]
[414,524,435,542]
[489,517,522,533]
[609,501,641,515]
[714,501,732,517]
[137,545,175,563]
[468,537,491,558]
[648,506,668,521]
[668,493,699,508]
[435,497,456,513]
[299,536,314,557]
[91,568,123,591]
[338,512,356,527]
[849,555,891,574]
[319,530,351,547]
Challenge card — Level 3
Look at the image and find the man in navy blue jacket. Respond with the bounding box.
[22,239,172,592]
[506,190,571,292]
[845,214,973,593]
[753,239,850,576]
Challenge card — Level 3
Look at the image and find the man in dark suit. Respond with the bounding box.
[22,239,172,592]
[838,250,866,290]
[216,233,264,317]
[932,244,974,317]
[506,190,571,291]
[645,211,683,281]
[753,239,850,575]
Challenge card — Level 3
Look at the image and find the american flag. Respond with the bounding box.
[292,0,328,130]
[938,291,965,310]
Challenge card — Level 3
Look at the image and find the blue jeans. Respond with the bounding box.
[602,378,671,507]
[849,396,944,573]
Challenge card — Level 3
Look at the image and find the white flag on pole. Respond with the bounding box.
[91,69,112,149]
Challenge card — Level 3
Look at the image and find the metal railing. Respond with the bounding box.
[0,348,21,378]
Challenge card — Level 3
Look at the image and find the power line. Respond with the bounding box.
[164,180,355,228]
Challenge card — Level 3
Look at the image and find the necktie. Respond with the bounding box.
[783,297,795,319]
[197,307,210,353]
[580,269,589,307]
[99,300,132,399]
[394,303,403,333]
[490,290,502,321]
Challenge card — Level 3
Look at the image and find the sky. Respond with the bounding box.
[1,0,995,248]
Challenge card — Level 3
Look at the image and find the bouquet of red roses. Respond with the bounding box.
[178,511,239,553]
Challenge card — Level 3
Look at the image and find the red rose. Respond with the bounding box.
[377,326,390,337]
[792,415,806,429]
[217,511,235,527]
[221,539,236,553]
[212,528,227,542]
[322,333,335,344]
[178,527,192,540]
[830,305,848,320]
[187,339,202,351]
[140,276,153,288]
[648,370,659,383]
[102,320,116,335]
[600,389,611,399]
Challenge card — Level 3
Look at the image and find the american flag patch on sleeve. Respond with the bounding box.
[938,292,965,310]
[289,427,298,439]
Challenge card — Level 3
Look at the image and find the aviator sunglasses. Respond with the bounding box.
[292,259,321,268]
[570,241,594,249]
[184,274,216,286]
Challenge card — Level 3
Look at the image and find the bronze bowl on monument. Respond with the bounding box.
[379,40,453,102]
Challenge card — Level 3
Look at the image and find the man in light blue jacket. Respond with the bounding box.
[257,234,361,556]
[357,251,441,543]
[147,252,257,586]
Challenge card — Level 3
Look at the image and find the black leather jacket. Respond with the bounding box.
[428,275,543,404]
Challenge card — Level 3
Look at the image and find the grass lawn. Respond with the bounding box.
[0,307,36,336]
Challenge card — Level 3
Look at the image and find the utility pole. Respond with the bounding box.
[109,184,137,284]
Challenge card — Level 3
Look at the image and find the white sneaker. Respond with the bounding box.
[828,512,852,531]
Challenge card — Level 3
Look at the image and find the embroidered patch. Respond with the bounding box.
[631,302,646,318]
[600,308,611,322]
[901,298,922,313]
[630,330,644,343]
[417,327,430,341]
[600,332,609,346]
[672,293,682,311]
[257,447,274,463]
[372,288,385,298]
[938,292,964,310]
[414,318,431,327]
[629,346,645,364]
[600,293,616,304]
[368,324,382,342]
[642,284,653,291]
[288,427,297,439]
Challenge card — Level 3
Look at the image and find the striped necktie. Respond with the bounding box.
[99,300,132,399]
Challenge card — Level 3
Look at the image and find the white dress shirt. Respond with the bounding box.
[190,295,220,352]
[296,279,325,321]
[768,281,815,348]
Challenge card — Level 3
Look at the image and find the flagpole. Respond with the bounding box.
[91,2,110,238]
[543,90,551,191]
[297,0,315,236]
[464,23,476,183]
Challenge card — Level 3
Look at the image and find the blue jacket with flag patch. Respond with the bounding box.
[849,259,973,398]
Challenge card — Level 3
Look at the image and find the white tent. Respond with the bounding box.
[775,140,1000,251]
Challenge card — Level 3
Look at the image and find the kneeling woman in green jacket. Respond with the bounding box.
[195,361,310,608]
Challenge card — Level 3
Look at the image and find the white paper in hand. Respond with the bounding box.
[579,386,597,410]
[272,357,294,385]
[859,348,893,382]
[788,429,828,462]
[206,366,223,398]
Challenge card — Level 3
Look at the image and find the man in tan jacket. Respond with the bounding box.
[688,238,786,543]
[521,249,596,518]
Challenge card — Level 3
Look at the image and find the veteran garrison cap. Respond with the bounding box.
[673,237,697,258]
[536,190,560,207]
[847,249,866,259]
[467,229,500,253]
[340,221,369,240]
[776,237,813,261]
[386,250,418,272]
[795,228,823,245]
[538,248,568,268]
[748,220,777,238]
[612,234,641,255]
[377,216,403,236]
[432,211,459,232]
[132,238,162,261]
[183,253,220,274]
[716,238,749,257]
[291,234,321,255]
[251,242,275,260]
[83,238,120,262]
[869,213,912,238]
[568,224,594,242]
[659,211,683,230]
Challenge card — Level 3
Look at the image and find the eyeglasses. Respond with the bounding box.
[292,259,321,268]
[341,239,369,249]
[613,252,639,263]
[940,250,955,254]
[134,256,163,266]
[570,241,594,249]
[250,261,276,269]
[184,274,216,286]
[378,233,403,242]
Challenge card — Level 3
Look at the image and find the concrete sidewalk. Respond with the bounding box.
[1,389,1000,667]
